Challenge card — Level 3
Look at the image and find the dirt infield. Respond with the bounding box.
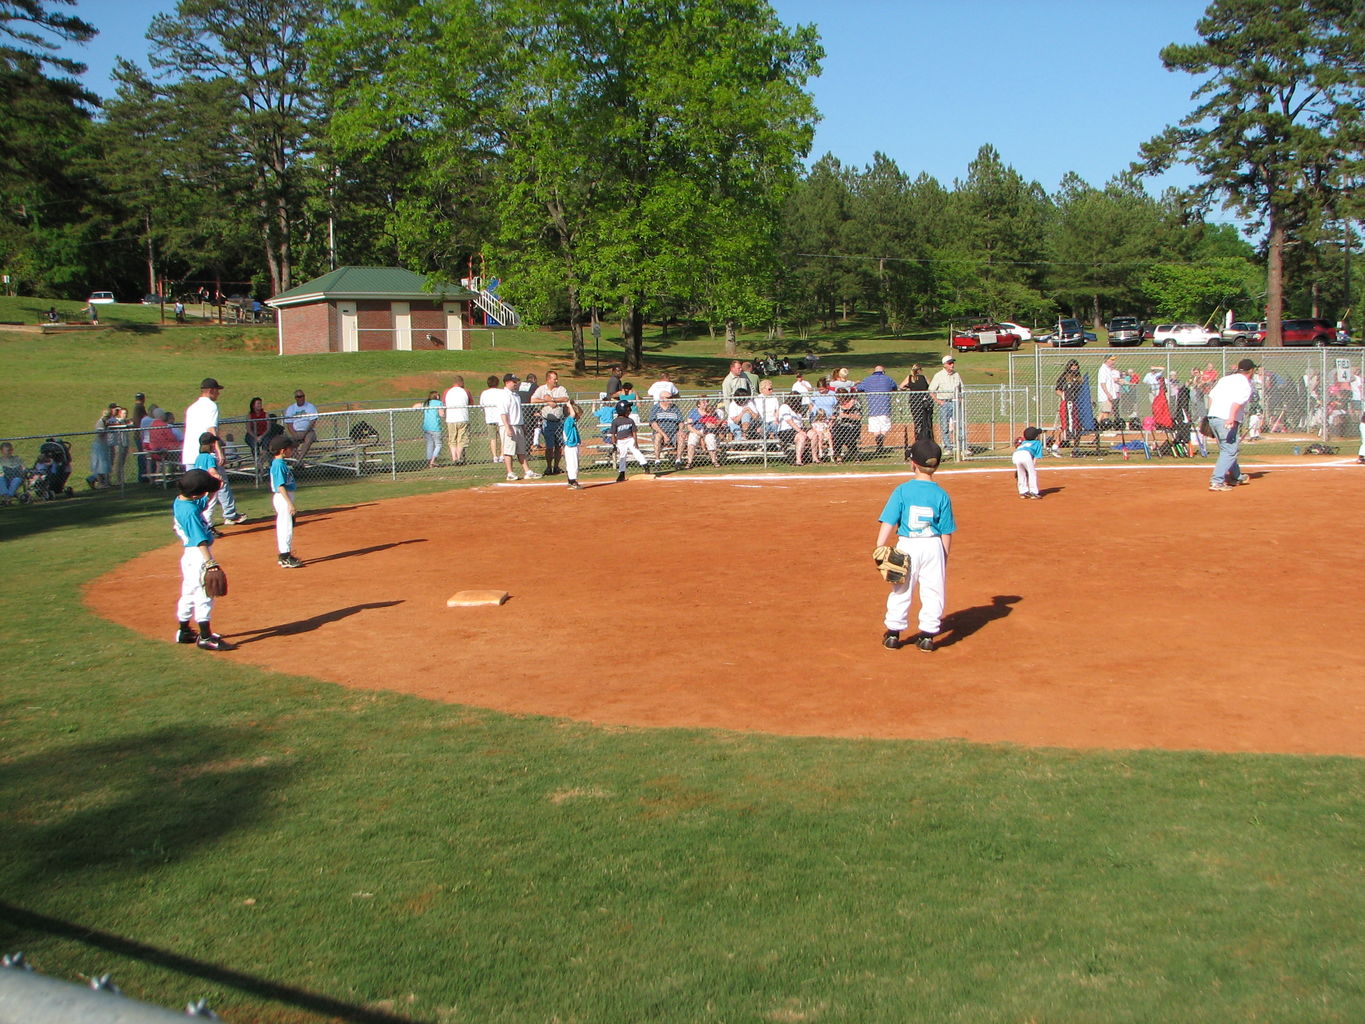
[88,461,1364,756]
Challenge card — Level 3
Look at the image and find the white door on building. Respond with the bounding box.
[443,302,465,350]
[393,301,412,351]
[338,302,358,352]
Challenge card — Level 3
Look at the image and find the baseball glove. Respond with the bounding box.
[872,545,909,585]
[201,559,228,597]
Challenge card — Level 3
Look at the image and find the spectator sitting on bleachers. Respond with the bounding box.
[648,394,684,463]
[726,388,760,440]
[754,380,783,437]
[684,398,722,468]
[0,442,25,504]
[776,396,810,465]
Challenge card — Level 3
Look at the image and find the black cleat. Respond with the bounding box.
[882,630,900,650]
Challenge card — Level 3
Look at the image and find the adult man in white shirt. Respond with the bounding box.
[477,374,503,462]
[532,370,570,474]
[443,375,471,464]
[182,376,245,524]
[1097,355,1122,423]
[497,373,538,481]
[283,389,318,466]
[753,379,782,437]
[928,356,963,453]
[1206,358,1256,491]
[646,371,679,402]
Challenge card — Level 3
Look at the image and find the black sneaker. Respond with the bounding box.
[196,636,228,651]
[914,633,936,652]
[175,627,196,644]
[616,471,626,483]
[567,481,581,489]
[278,554,304,568]
[882,630,900,650]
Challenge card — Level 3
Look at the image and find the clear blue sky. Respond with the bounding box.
[60,0,1213,201]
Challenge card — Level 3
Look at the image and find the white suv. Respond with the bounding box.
[1153,323,1219,347]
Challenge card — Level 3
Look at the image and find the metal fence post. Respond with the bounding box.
[389,410,398,479]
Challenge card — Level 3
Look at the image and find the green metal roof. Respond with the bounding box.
[268,266,477,307]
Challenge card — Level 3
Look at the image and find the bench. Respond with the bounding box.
[299,439,395,476]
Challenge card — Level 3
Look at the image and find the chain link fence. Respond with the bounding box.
[1009,346,1365,450]
[6,354,1358,506]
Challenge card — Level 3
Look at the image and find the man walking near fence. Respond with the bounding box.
[182,377,245,524]
[1206,358,1257,492]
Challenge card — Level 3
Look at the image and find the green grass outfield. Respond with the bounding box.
[2,315,1362,1022]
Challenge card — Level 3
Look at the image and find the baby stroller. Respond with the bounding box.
[29,438,74,501]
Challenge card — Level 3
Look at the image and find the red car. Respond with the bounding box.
[1280,318,1340,345]
[950,324,1023,352]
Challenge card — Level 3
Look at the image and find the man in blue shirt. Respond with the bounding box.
[858,365,899,452]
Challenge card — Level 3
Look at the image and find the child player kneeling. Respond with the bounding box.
[876,439,955,652]
[173,469,229,651]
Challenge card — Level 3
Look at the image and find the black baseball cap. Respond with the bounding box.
[269,435,295,454]
[910,439,942,469]
[200,377,224,389]
[177,468,220,497]
[503,373,520,383]
[134,392,145,400]
[198,431,219,445]
[1236,358,1258,372]
[1023,426,1042,441]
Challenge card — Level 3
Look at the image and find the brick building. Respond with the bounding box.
[266,267,478,355]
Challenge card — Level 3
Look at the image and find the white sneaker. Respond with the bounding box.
[522,470,541,480]
[505,473,518,481]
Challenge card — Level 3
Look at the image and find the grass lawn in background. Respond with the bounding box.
[0,472,1361,1023]
[1,297,997,442]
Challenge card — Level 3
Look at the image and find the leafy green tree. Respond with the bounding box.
[147,0,325,294]
[944,144,1050,320]
[779,154,857,331]
[0,0,100,294]
[1046,172,1164,327]
[1141,257,1260,321]
[1140,0,1365,344]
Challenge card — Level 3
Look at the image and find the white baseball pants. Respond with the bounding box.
[883,535,947,636]
[1012,449,1038,495]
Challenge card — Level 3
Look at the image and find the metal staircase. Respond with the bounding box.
[471,288,520,328]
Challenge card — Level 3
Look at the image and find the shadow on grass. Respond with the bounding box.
[938,594,1022,648]
[0,726,293,884]
[0,901,430,1024]
[0,487,172,542]
[230,600,404,644]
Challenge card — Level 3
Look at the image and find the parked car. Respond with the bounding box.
[1220,321,1266,346]
[950,324,1023,352]
[1281,317,1338,345]
[996,321,1033,341]
[87,291,116,305]
[1153,323,1220,347]
[1106,315,1143,346]
[1035,317,1091,346]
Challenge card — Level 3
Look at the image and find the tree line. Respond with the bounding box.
[2,0,1361,364]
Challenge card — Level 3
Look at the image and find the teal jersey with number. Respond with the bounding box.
[879,478,955,538]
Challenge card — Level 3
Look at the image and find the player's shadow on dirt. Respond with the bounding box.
[938,594,1021,648]
[231,600,404,644]
[1039,486,1065,497]
[307,538,428,564]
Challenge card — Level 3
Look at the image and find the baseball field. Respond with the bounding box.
[2,318,1363,1022]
